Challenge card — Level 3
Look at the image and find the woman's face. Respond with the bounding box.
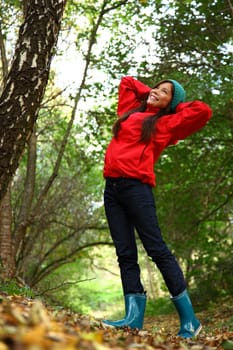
[147,82,173,109]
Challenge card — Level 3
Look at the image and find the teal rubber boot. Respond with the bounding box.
[171,289,202,338]
[102,293,146,330]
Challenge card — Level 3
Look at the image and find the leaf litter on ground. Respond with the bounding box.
[0,292,232,350]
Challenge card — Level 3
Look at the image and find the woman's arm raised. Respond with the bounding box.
[117,76,151,116]
[156,100,212,144]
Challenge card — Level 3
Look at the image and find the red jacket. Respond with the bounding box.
[103,76,212,187]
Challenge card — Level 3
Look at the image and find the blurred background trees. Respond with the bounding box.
[0,0,232,316]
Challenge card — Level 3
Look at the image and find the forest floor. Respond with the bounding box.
[0,291,233,350]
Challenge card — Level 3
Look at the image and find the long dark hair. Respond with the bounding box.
[112,80,174,143]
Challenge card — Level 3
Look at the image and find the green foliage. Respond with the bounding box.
[146,297,175,316]
[0,279,34,298]
[192,255,233,305]
[63,275,122,316]
[36,246,122,317]
[0,0,23,55]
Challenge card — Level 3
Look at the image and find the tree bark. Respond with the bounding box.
[0,186,15,279]
[0,0,67,201]
[14,127,37,256]
[0,9,15,279]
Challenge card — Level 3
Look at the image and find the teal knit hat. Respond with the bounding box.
[168,79,186,112]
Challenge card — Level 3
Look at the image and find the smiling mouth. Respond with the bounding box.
[150,94,159,101]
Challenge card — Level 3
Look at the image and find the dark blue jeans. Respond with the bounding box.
[104,177,186,297]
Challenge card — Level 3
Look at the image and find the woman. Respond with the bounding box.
[102,76,212,338]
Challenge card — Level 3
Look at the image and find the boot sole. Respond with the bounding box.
[194,323,202,336]
[101,321,118,329]
[101,321,142,330]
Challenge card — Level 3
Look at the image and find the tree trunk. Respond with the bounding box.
[14,127,37,259]
[0,186,15,279]
[0,7,15,280]
[0,0,67,201]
